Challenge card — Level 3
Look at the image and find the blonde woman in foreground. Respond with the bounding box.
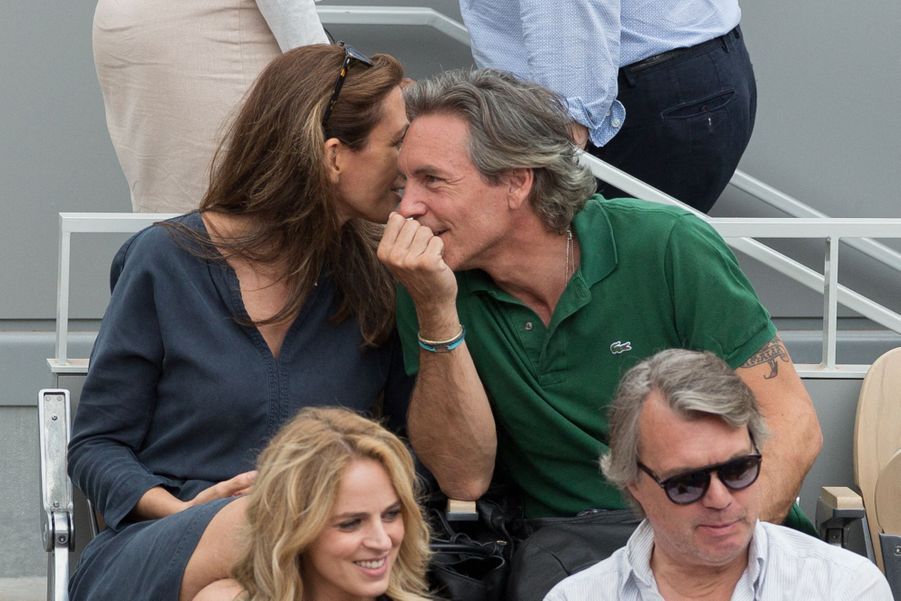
[201,407,431,601]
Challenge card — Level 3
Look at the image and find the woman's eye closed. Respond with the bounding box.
[383,508,402,521]
[337,518,362,531]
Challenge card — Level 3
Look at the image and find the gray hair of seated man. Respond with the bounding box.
[403,68,597,234]
[601,348,770,509]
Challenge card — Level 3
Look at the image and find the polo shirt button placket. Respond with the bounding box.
[524,321,534,331]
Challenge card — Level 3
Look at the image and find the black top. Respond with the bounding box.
[68,213,412,530]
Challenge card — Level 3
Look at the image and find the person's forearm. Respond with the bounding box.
[756,399,822,522]
[408,309,497,499]
[377,213,497,497]
[739,337,823,522]
[131,470,258,521]
[131,486,188,521]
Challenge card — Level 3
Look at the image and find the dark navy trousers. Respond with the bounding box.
[589,26,757,213]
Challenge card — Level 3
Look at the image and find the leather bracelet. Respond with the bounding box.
[418,325,466,353]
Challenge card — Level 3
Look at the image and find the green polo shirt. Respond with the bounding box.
[397,196,776,518]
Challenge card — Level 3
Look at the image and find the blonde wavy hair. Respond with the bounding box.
[232,407,431,601]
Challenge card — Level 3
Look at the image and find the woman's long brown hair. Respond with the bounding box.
[181,44,403,346]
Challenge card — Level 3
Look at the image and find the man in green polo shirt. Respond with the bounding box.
[377,69,821,527]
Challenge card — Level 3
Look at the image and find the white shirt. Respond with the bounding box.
[544,520,893,600]
[459,0,741,146]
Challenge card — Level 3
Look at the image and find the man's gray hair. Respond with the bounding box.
[601,349,769,498]
[403,68,597,233]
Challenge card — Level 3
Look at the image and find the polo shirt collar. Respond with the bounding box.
[572,195,618,287]
[460,265,502,297]
[459,195,618,296]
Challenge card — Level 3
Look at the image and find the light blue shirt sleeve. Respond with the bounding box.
[460,0,626,147]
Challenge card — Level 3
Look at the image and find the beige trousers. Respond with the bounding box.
[93,0,281,213]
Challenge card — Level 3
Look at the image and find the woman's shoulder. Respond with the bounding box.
[110,212,207,289]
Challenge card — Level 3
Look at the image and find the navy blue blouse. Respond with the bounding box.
[68,213,412,530]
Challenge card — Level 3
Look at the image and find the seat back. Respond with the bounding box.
[853,347,901,571]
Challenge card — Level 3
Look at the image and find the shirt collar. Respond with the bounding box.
[625,519,658,593]
[625,519,765,599]
[747,520,767,592]
[572,195,618,287]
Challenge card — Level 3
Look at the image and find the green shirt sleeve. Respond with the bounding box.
[665,213,777,367]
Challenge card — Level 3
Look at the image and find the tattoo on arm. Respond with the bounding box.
[741,337,789,380]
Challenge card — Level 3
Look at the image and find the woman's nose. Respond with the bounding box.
[364,522,392,551]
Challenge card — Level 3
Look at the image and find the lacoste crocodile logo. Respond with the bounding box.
[610,340,632,355]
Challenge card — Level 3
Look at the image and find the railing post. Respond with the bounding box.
[821,236,840,369]
[54,215,71,364]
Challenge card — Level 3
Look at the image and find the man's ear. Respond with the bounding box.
[626,481,641,502]
[323,137,343,184]
[502,168,533,209]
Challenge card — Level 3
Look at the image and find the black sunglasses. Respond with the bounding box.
[637,438,762,505]
[322,42,374,128]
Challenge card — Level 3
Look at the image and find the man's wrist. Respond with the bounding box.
[415,305,461,341]
[418,324,466,353]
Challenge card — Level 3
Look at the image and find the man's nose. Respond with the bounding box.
[701,473,735,510]
[397,184,426,219]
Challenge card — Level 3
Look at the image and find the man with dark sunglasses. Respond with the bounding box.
[545,349,892,600]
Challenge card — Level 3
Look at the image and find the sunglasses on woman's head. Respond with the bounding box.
[637,438,762,505]
[322,42,374,128]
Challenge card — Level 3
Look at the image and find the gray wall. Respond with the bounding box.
[713,0,901,318]
[2,0,899,578]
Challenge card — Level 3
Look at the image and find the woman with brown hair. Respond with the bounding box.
[68,43,412,601]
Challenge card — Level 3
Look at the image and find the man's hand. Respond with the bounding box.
[378,212,459,336]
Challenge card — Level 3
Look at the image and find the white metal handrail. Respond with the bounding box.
[49,213,179,374]
[318,5,470,45]
[580,154,901,343]
[49,212,901,378]
[709,219,901,377]
[729,171,901,274]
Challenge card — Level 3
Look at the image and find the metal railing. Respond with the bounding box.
[48,213,179,374]
[48,211,901,379]
[318,5,470,45]
[729,171,901,275]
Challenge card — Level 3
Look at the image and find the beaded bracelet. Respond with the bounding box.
[417,325,466,353]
